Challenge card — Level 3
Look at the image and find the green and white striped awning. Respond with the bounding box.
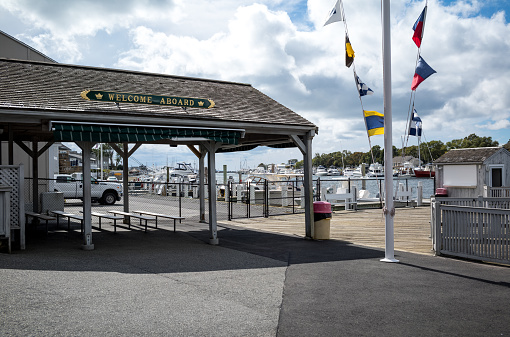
[52,122,243,145]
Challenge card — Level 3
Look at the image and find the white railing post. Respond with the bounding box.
[417,181,423,206]
[433,200,442,255]
[225,183,230,202]
[282,188,288,207]
[320,186,327,201]
[236,184,243,203]
[249,185,256,205]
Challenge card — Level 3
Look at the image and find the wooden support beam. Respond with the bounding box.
[290,135,306,155]
[187,144,201,158]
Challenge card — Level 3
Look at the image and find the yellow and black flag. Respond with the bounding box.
[346,35,354,67]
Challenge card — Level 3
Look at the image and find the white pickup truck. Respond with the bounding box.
[53,173,123,205]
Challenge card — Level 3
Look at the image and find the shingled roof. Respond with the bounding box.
[0,58,315,127]
[0,58,317,150]
[434,147,506,164]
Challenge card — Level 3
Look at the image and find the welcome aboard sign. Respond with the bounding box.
[81,90,215,109]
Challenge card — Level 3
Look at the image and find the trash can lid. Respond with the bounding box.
[435,188,448,195]
[313,201,331,213]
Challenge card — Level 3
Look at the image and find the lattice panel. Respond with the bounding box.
[0,166,21,229]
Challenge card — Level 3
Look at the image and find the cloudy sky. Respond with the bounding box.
[1,0,509,170]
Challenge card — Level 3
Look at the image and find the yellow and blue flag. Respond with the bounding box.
[346,35,354,68]
[364,110,384,136]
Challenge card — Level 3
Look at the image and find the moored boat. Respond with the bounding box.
[414,166,435,178]
[315,165,328,176]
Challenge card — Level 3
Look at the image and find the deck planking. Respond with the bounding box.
[220,206,434,256]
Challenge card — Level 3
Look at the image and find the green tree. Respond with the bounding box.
[114,152,122,169]
[446,133,498,150]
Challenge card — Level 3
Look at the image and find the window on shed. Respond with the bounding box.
[491,168,503,187]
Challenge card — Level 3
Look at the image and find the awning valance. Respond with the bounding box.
[52,122,243,145]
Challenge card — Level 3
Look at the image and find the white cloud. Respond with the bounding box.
[0,0,183,62]
[118,4,298,81]
[2,0,510,168]
[478,119,510,130]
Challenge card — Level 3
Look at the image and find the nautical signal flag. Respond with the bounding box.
[355,72,374,96]
[324,0,344,26]
[364,110,384,137]
[412,6,427,48]
[411,56,436,90]
[408,109,422,137]
[346,35,354,68]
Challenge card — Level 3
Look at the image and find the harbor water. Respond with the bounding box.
[215,173,434,199]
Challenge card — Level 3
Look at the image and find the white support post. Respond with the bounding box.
[303,132,314,239]
[204,141,220,245]
[122,143,129,214]
[77,142,94,251]
[417,181,423,206]
[199,145,206,223]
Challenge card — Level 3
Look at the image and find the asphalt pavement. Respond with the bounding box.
[1,220,509,336]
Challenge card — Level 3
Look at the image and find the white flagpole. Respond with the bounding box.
[381,0,399,263]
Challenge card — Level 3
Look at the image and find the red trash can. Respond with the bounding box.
[313,201,332,239]
[435,188,448,197]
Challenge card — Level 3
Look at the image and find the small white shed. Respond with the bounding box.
[434,147,510,198]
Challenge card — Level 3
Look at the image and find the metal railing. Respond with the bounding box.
[436,196,510,209]
[23,177,307,229]
[486,186,510,198]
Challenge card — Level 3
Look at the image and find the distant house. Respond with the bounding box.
[0,29,56,63]
[0,29,58,177]
[434,147,510,198]
[393,155,420,169]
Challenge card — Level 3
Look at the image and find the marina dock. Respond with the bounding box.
[220,206,434,255]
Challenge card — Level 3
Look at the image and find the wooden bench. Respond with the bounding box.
[324,193,358,210]
[79,211,124,233]
[26,211,57,234]
[51,210,84,232]
[133,210,185,232]
[108,210,153,232]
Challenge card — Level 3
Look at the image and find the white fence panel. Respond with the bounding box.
[437,205,509,265]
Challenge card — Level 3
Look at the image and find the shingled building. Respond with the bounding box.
[0,57,318,249]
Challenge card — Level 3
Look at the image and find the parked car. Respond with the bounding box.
[54,173,122,205]
[106,176,119,182]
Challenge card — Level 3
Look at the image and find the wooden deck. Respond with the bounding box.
[219,206,434,256]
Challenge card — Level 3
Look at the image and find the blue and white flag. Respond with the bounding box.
[324,0,344,26]
[408,109,422,137]
[355,72,374,96]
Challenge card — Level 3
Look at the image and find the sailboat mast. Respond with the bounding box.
[418,136,421,167]
[381,0,398,263]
